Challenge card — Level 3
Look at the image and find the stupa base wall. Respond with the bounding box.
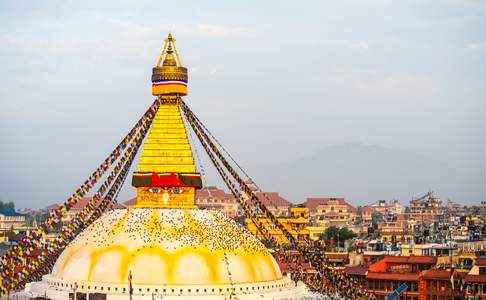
[25,277,311,300]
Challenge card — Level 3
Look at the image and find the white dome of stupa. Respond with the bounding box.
[25,208,310,299]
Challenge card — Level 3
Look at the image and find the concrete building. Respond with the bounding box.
[195,186,239,218]
[0,210,26,231]
[305,197,356,226]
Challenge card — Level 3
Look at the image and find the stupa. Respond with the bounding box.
[24,34,311,299]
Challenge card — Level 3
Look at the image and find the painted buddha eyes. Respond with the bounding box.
[172,188,184,194]
[148,188,183,194]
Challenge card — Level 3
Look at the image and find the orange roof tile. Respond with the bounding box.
[367,272,419,281]
[256,192,292,207]
[422,269,452,280]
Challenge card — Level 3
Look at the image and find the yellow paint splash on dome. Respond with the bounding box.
[121,244,174,284]
[59,243,87,275]
[87,244,130,283]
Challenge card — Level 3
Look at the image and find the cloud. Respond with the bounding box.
[467,41,486,52]
[196,24,246,38]
[0,107,68,122]
[351,42,370,51]
[320,72,437,98]
[353,74,437,98]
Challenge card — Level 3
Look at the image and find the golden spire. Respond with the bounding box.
[132,33,200,209]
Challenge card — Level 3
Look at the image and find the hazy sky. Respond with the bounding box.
[1,0,485,209]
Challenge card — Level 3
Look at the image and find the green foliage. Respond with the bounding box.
[0,201,15,210]
[371,212,383,225]
[320,226,357,249]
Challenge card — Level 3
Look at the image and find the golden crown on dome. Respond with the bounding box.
[151,33,188,96]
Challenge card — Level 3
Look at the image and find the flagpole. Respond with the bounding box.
[128,270,133,300]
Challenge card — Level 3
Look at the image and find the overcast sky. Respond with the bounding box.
[0,0,485,209]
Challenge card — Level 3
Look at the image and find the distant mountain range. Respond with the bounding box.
[244,142,467,206]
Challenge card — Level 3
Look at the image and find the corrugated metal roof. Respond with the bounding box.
[0,210,25,217]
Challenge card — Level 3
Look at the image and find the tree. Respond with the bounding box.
[0,201,15,210]
[371,212,383,225]
[355,209,364,225]
[320,226,357,250]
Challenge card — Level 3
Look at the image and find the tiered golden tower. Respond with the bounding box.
[132,33,201,208]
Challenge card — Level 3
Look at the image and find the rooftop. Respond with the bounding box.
[0,210,25,217]
[48,197,125,210]
[366,272,419,281]
[305,197,357,212]
[256,192,292,207]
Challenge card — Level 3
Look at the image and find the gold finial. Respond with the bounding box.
[163,43,176,66]
[152,33,188,96]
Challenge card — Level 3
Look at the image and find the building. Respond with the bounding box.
[365,256,438,300]
[357,206,376,224]
[195,186,239,218]
[379,216,413,245]
[48,197,125,225]
[256,192,293,217]
[463,258,486,299]
[368,200,403,216]
[419,269,458,300]
[400,243,457,257]
[246,206,310,243]
[409,192,443,222]
[305,197,357,226]
[0,210,26,231]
